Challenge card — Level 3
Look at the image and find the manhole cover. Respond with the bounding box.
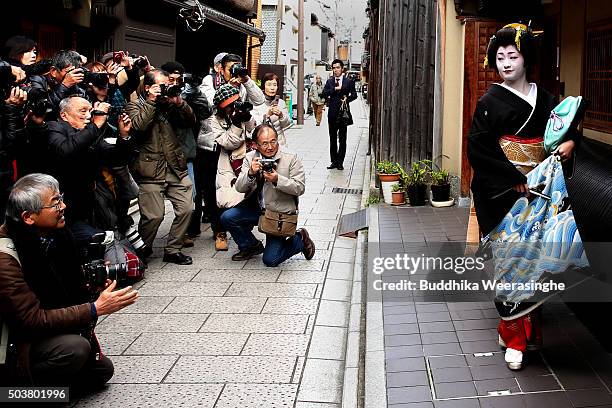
[332,187,363,195]
[426,352,563,402]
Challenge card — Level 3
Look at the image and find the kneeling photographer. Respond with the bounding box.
[223,124,315,266]
[0,174,138,388]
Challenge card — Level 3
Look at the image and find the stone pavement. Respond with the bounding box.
[367,205,612,408]
[71,98,369,407]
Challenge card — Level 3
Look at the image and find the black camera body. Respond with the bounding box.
[83,259,129,289]
[91,106,122,117]
[79,68,110,89]
[20,86,52,117]
[130,54,149,70]
[260,158,276,173]
[230,64,249,78]
[233,100,253,115]
[159,83,184,99]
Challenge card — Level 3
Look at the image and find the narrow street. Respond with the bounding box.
[74,97,369,407]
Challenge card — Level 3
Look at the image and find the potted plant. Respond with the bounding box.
[404,160,430,206]
[391,183,405,205]
[430,168,451,202]
[376,160,401,204]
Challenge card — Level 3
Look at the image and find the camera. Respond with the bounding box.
[159,83,184,98]
[130,54,149,70]
[91,106,122,116]
[82,233,144,289]
[79,68,110,89]
[260,158,276,173]
[233,100,253,115]
[230,63,249,78]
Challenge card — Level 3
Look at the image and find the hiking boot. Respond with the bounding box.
[162,252,193,265]
[231,241,264,261]
[215,232,228,251]
[298,228,316,260]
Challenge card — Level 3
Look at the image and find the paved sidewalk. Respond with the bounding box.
[72,98,369,407]
[367,205,612,408]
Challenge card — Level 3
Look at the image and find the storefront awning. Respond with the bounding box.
[163,0,265,40]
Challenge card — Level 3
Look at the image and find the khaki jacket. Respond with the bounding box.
[210,113,256,208]
[235,148,305,214]
[125,97,196,183]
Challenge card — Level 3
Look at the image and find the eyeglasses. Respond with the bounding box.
[257,140,278,148]
[41,193,64,212]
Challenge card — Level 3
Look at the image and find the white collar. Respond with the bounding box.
[497,82,537,108]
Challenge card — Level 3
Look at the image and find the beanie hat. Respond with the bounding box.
[214,83,240,108]
[214,52,228,66]
[160,61,185,74]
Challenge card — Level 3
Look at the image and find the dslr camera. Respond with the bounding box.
[260,158,276,173]
[113,51,149,70]
[230,63,249,78]
[82,233,144,290]
[79,67,110,89]
[159,83,184,99]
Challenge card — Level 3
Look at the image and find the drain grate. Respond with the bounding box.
[332,187,363,195]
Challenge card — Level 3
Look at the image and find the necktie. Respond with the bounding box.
[335,78,340,87]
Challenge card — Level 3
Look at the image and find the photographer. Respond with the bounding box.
[224,124,315,266]
[160,61,213,243]
[46,96,135,246]
[101,51,150,101]
[3,36,37,69]
[219,54,265,106]
[30,50,86,120]
[0,174,138,387]
[200,52,227,106]
[125,69,195,265]
[253,73,291,146]
[208,84,257,251]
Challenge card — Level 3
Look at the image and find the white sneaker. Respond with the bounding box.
[504,348,523,370]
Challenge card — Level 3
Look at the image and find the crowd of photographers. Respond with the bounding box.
[0,36,317,391]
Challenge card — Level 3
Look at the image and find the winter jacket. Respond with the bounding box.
[235,148,305,215]
[210,113,256,208]
[29,74,86,121]
[125,96,196,183]
[253,96,291,147]
[0,223,94,384]
[309,82,326,105]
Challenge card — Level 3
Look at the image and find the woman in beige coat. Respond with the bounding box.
[253,73,291,146]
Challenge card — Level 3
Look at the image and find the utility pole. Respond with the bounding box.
[297,0,305,125]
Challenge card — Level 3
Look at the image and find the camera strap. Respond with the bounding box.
[0,238,20,365]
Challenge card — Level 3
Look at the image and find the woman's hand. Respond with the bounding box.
[555,140,576,162]
[512,183,530,195]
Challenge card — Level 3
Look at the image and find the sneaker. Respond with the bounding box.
[215,232,228,251]
[504,348,523,370]
[298,228,316,260]
[162,252,193,265]
[231,241,264,261]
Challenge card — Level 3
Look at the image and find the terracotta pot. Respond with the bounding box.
[391,191,405,205]
[378,173,400,182]
[431,184,451,202]
[407,184,427,206]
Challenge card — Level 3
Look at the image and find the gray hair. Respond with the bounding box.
[58,96,85,115]
[6,174,60,222]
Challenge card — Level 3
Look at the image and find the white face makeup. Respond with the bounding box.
[496,45,527,83]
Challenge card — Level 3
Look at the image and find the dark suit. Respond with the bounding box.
[322,75,357,166]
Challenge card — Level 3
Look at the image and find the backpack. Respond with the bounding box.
[0,237,20,365]
[544,96,585,154]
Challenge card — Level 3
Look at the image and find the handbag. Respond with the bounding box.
[544,96,585,153]
[258,209,298,238]
[336,99,353,126]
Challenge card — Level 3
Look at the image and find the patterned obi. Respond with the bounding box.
[499,135,547,175]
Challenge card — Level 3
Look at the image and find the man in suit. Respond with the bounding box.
[322,59,357,170]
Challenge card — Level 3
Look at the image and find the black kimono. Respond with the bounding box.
[467,84,557,235]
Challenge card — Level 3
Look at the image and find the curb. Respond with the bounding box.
[341,141,371,408]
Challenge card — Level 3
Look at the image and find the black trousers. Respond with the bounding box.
[29,334,114,389]
[188,147,223,235]
[328,121,348,166]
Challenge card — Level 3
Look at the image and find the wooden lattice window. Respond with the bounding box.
[583,21,612,132]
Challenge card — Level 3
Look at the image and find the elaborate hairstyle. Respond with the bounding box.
[484,23,538,72]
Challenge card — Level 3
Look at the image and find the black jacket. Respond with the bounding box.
[322,75,357,121]
[29,75,85,121]
[46,120,135,224]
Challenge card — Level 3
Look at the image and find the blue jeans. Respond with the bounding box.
[220,205,304,267]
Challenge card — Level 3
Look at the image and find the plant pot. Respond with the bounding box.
[380,180,399,204]
[378,173,401,182]
[391,191,405,205]
[407,184,427,206]
[431,184,451,202]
